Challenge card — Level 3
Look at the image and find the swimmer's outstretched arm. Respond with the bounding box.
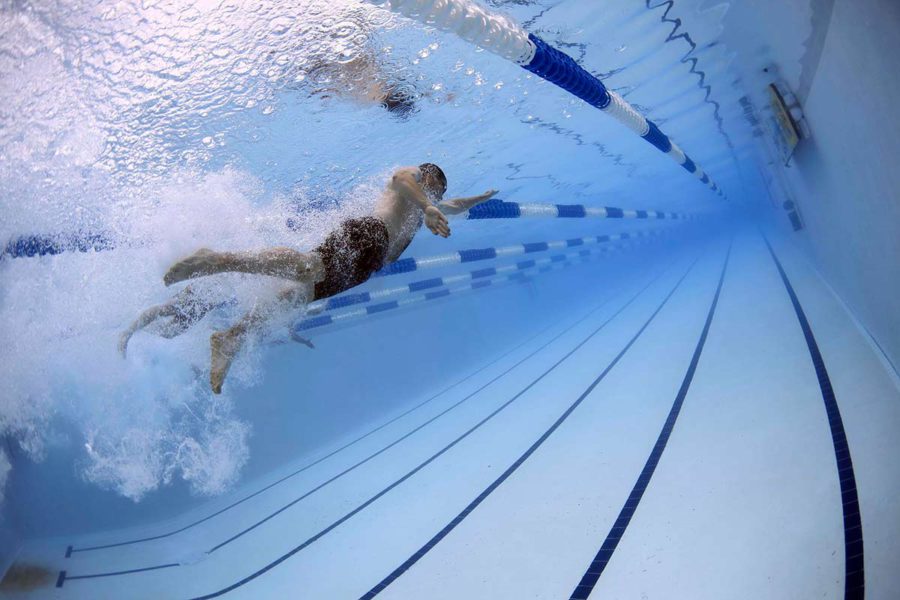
[437,189,499,216]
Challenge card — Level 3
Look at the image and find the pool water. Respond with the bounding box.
[1,1,898,599]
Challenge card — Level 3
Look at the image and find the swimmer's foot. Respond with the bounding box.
[164,248,222,286]
[210,326,244,394]
[290,330,315,349]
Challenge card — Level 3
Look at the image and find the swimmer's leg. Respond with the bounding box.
[158,293,219,339]
[156,310,209,339]
[119,304,177,357]
[119,286,215,356]
[164,248,324,286]
[210,283,312,394]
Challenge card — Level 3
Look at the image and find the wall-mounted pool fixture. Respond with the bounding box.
[767,79,810,165]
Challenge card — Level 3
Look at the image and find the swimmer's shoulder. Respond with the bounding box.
[390,165,422,183]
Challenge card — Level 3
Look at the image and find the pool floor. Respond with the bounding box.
[9,232,900,599]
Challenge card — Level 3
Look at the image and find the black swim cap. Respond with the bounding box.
[382,86,416,117]
[418,163,447,192]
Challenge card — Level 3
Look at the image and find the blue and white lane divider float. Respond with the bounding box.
[296,244,616,334]
[2,204,692,260]
[459,199,697,221]
[306,233,664,316]
[373,228,668,277]
[364,0,724,197]
[1,232,114,260]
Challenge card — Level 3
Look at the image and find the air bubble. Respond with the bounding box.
[333,20,360,39]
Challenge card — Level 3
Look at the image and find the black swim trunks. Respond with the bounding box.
[313,216,390,300]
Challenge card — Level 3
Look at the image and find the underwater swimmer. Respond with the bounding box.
[307,52,420,117]
[301,32,454,117]
[161,164,498,394]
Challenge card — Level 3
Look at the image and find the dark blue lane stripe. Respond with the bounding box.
[763,237,865,599]
[366,301,399,315]
[408,278,443,292]
[326,292,371,310]
[375,257,417,276]
[556,204,587,218]
[66,318,576,557]
[359,255,703,599]
[186,260,683,599]
[569,243,731,600]
[470,267,496,280]
[295,314,333,331]
[523,242,549,253]
[425,289,451,300]
[459,248,496,263]
[57,563,180,587]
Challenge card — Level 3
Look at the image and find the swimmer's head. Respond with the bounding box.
[418,163,447,201]
[381,86,416,118]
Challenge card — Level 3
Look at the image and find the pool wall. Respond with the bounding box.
[720,0,900,370]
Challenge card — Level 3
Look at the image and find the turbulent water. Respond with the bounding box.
[0,0,405,502]
[0,0,757,505]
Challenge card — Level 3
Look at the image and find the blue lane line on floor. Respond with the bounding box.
[64,314,569,559]
[358,253,707,599]
[568,242,731,600]
[57,261,671,590]
[183,258,687,600]
[56,563,180,588]
[764,237,865,599]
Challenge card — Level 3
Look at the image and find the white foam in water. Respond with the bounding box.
[80,384,251,501]
[0,163,393,501]
[0,0,400,504]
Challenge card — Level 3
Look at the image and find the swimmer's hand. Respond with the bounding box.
[425,205,450,238]
[476,189,499,202]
